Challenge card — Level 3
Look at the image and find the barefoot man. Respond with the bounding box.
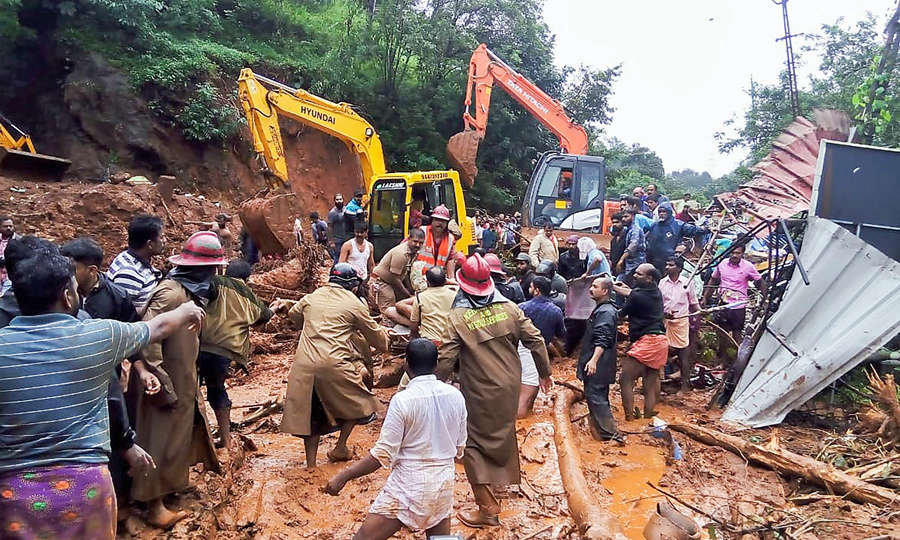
[271,263,389,467]
[325,339,467,539]
[130,232,226,528]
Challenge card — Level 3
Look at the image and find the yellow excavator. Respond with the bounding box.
[237,68,475,259]
[0,111,71,178]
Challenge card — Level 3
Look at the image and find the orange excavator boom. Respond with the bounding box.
[447,43,589,185]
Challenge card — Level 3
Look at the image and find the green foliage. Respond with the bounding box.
[0,0,622,208]
[562,64,620,134]
[852,54,897,138]
[597,138,666,194]
[176,82,243,142]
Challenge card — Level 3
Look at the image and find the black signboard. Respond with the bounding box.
[813,141,900,262]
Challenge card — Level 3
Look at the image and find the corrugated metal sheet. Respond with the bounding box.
[721,216,900,427]
[717,110,850,223]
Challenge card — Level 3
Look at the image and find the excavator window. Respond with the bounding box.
[575,162,603,209]
[370,182,407,259]
[532,159,575,226]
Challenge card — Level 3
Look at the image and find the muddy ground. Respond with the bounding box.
[123,335,897,540]
[2,177,895,539]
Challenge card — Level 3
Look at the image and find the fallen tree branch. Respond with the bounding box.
[236,397,283,427]
[552,389,627,540]
[555,379,585,396]
[669,422,899,507]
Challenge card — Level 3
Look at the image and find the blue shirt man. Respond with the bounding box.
[518,276,566,344]
[481,226,498,251]
[0,315,150,472]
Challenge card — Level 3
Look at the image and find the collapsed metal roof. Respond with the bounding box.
[717,109,851,222]
[722,216,900,427]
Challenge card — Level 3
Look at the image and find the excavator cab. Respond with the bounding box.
[368,170,475,260]
[522,152,607,232]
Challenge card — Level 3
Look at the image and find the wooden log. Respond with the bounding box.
[669,422,899,507]
[552,389,628,540]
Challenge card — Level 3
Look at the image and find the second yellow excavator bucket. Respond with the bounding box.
[446,130,482,188]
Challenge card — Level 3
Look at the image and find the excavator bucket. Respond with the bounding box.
[0,147,71,179]
[446,130,482,188]
[239,194,299,256]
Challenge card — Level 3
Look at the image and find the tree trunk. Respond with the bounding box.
[669,422,899,507]
[552,389,628,540]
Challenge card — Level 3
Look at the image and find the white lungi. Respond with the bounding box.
[518,342,539,386]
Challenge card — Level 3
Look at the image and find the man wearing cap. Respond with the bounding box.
[514,252,536,300]
[437,254,552,528]
[272,263,389,467]
[557,234,586,280]
[417,204,457,277]
[528,222,559,267]
[130,231,225,529]
[372,229,425,327]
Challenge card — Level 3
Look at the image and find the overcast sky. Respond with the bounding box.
[542,0,892,177]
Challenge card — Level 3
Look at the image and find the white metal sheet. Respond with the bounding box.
[722,216,900,427]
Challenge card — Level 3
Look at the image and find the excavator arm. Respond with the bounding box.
[237,68,388,191]
[447,43,589,186]
[0,111,71,178]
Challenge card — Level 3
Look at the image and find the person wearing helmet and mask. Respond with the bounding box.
[535,260,567,313]
[437,254,552,528]
[485,253,524,303]
[271,263,389,469]
[130,232,225,529]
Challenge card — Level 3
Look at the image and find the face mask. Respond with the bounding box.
[335,202,344,209]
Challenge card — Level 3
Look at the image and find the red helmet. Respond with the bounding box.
[431,205,451,221]
[484,253,506,276]
[168,231,227,267]
[456,254,495,296]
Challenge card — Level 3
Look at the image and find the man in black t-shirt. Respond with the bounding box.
[613,263,667,420]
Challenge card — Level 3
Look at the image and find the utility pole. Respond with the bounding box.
[773,0,801,118]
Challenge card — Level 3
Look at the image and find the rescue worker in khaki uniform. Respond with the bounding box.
[397,204,460,321]
[437,254,553,528]
[371,229,425,327]
[271,263,389,467]
[130,232,225,529]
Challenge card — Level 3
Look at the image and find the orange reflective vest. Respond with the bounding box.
[416,225,452,269]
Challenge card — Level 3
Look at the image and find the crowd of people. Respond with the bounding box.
[0,215,269,537]
[0,180,767,539]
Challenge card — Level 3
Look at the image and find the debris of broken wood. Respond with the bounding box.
[552,388,627,540]
[866,370,900,448]
[236,397,283,427]
[669,421,899,507]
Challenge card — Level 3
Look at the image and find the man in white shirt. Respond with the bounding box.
[325,338,467,539]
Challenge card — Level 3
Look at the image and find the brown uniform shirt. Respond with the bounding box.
[438,294,550,486]
[281,284,389,436]
[372,242,414,285]
[410,285,458,342]
[131,280,219,502]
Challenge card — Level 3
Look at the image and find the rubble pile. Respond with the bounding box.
[0,176,232,264]
[248,243,331,304]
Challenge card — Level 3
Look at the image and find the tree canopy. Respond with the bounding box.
[0,0,619,211]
